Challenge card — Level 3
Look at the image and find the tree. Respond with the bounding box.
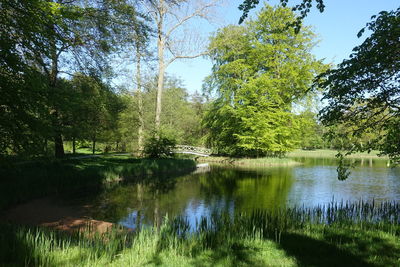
[130,13,153,154]
[203,5,326,156]
[297,110,325,150]
[135,25,146,153]
[68,74,124,154]
[0,1,58,156]
[0,0,139,157]
[318,8,400,163]
[145,0,220,131]
[117,75,205,150]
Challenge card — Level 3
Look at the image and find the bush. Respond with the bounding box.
[143,134,176,158]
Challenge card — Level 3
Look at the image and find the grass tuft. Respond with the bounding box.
[1,201,398,266]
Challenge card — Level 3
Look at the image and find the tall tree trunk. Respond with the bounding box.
[54,131,64,158]
[50,25,64,158]
[136,40,144,152]
[92,137,96,154]
[51,87,64,159]
[155,0,165,132]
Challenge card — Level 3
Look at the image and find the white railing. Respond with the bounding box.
[173,145,212,156]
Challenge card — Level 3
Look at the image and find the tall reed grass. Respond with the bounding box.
[1,201,399,266]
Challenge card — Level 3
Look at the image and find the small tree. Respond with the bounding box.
[143,133,176,158]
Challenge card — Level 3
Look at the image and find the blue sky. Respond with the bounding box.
[166,0,399,94]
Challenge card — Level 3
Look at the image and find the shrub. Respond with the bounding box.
[143,134,176,158]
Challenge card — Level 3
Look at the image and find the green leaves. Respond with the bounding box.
[204,5,325,157]
[318,7,400,164]
[143,133,176,158]
[1,0,143,157]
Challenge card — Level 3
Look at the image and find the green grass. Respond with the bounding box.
[198,156,300,166]
[1,201,399,266]
[63,141,120,155]
[196,149,392,167]
[0,156,196,211]
[288,149,388,159]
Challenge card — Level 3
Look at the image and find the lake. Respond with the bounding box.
[89,157,400,230]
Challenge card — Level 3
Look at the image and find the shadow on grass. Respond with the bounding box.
[187,232,389,267]
[277,226,400,267]
[320,227,400,267]
[149,242,265,267]
[279,232,374,267]
[193,242,263,267]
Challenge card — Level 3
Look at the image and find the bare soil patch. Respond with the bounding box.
[0,197,113,234]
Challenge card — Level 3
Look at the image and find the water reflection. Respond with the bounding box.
[198,166,294,213]
[89,160,400,230]
[289,164,400,206]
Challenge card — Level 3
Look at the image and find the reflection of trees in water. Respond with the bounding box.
[143,173,180,229]
[88,163,398,229]
[90,172,204,228]
[198,166,295,213]
[91,166,296,228]
[90,172,182,225]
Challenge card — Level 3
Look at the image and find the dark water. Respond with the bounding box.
[89,158,400,230]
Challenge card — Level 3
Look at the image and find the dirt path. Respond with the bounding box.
[0,197,114,234]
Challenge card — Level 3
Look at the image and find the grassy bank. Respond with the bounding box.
[197,149,391,168]
[288,149,388,159]
[1,201,399,266]
[0,156,196,211]
[197,156,301,166]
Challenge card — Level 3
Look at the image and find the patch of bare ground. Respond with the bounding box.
[0,197,114,234]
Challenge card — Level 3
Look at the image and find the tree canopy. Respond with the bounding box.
[318,7,400,163]
[203,5,326,157]
[0,0,139,157]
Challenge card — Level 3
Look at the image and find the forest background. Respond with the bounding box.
[1,0,398,161]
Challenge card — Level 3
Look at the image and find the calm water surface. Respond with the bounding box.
[90,158,400,229]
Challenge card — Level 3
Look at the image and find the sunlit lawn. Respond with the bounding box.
[288,149,388,159]
[198,156,300,166]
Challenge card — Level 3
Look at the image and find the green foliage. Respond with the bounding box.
[297,111,325,149]
[143,134,176,158]
[1,201,399,266]
[0,0,141,158]
[318,8,400,164]
[118,75,207,152]
[335,152,351,181]
[0,69,51,156]
[204,5,326,157]
[0,1,54,156]
[65,74,124,147]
